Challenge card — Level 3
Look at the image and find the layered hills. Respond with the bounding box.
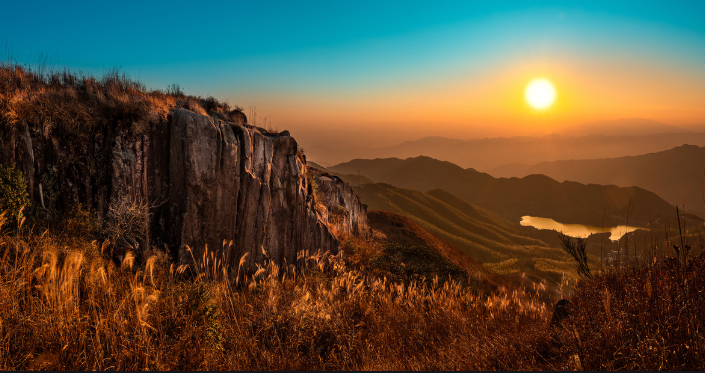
[489,144,705,215]
[308,131,705,171]
[330,156,675,228]
[559,118,686,137]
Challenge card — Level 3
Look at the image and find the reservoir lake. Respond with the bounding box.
[520,215,646,241]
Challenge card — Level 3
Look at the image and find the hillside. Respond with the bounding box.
[351,183,578,287]
[489,144,705,215]
[331,156,675,228]
[367,210,488,270]
[365,210,510,290]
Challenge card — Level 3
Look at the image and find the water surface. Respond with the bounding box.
[520,215,646,241]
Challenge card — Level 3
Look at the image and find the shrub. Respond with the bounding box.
[560,249,705,370]
[0,64,245,141]
[103,197,151,253]
[0,162,29,221]
[331,205,347,223]
[166,83,184,97]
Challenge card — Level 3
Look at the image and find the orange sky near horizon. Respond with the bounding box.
[248,56,705,147]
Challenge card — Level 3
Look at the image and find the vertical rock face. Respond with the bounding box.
[167,109,342,273]
[0,108,370,273]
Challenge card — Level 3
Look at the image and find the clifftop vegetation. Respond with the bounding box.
[0,62,246,140]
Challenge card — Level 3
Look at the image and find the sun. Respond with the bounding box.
[525,78,556,110]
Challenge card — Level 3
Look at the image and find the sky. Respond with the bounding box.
[2,0,705,147]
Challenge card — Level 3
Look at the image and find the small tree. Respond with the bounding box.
[558,232,594,280]
[0,163,29,222]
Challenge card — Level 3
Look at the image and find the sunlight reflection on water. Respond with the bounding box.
[520,215,646,241]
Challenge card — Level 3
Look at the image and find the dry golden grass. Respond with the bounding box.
[560,249,705,370]
[0,214,568,370]
[0,64,244,139]
[3,207,703,370]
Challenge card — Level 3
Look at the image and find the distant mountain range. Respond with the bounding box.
[330,156,675,228]
[559,118,687,137]
[489,144,705,215]
[307,119,705,171]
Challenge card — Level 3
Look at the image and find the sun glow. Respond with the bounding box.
[525,79,556,110]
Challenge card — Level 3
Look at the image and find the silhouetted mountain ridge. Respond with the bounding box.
[331,156,675,227]
[489,144,705,216]
[560,118,686,137]
[308,131,705,170]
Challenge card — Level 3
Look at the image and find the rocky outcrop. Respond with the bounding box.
[167,109,341,272]
[0,108,369,274]
[311,170,370,239]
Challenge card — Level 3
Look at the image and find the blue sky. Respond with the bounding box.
[2,0,705,146]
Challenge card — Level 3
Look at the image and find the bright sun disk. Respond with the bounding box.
[525,79,556,109]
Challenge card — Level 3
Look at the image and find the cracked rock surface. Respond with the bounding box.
[0,108,369,274]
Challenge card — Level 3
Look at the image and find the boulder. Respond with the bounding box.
[550,299,571,328]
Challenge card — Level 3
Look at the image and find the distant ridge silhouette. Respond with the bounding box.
[489,144,705,215]
[309,131,705,170]
[331,155,675,227]
[560,118,686,137]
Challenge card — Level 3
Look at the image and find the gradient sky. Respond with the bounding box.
[3,0,705,147]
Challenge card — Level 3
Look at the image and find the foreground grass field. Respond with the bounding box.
[0,223,553,370]
[1,212,704,370]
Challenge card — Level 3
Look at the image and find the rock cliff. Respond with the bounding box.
[0,108,369,274]
[310,170,370,239]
